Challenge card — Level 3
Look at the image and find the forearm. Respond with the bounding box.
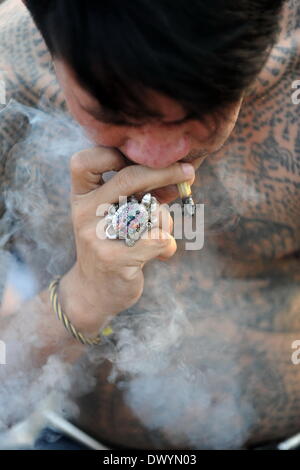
[0,266,110,369]
[0,287,83,369]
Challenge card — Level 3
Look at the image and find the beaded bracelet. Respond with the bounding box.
[48,276,113,345]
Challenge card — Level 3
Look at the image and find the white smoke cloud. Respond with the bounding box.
[0,100,256,449]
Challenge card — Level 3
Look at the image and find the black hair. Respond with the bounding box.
[26,0,286,129]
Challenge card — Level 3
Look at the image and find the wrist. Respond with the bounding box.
[59,266,111,336]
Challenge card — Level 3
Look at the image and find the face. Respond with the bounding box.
[54,60,243,170]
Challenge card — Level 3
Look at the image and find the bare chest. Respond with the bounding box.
[197,70,300,262]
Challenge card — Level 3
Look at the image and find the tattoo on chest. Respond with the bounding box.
[200,43,300,261]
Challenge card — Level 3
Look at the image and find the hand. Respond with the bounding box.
[59,147,195,334]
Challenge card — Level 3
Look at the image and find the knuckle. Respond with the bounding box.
[71,201,84,225]
[159,239,177,260]
[118,267,139,283]
[76,224,95,247]
[161,237,172,250]
[96,241,118,265]
[77,223,123,265]
[115,166,141,194]
[115,171,130,195]
[70,151,88,176]
[154,233,171,250]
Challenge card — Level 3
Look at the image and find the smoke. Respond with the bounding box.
[0,99,95,447]
[92,253,256,450]
[0,99,256,449]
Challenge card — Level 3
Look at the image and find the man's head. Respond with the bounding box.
[26,0,285,168]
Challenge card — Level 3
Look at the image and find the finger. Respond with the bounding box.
[94,216,176,265]
[155,204,173,234]
[151,184,181,204]
[88,162,195,211]
[96,200,173,238]
[135,184,180,205]
[133,228,177,262]
[70,147,127,195]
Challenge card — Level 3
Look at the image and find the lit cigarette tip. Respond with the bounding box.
[177,182,196,216]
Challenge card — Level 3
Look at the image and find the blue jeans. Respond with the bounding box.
[33,428,90,450]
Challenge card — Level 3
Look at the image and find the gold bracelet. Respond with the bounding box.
[48,276,113,346]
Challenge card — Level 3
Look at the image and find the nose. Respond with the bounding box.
[121,126,191,168]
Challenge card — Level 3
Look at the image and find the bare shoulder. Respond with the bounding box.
[199,31,300,263]
[0,0,64,109]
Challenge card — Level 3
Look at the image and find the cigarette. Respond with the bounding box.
[177,182,195,216]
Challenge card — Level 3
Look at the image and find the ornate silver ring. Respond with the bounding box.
[104,193,158,247]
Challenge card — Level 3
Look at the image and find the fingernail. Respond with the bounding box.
[181,163,194,178]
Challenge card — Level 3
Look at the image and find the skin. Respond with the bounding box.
[1,0,300,449]
[53,59,243,206]
[54,60,243,171]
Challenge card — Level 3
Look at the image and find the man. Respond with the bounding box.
[1,0,300,449]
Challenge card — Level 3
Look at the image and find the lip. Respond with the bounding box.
[118,147,209,171]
